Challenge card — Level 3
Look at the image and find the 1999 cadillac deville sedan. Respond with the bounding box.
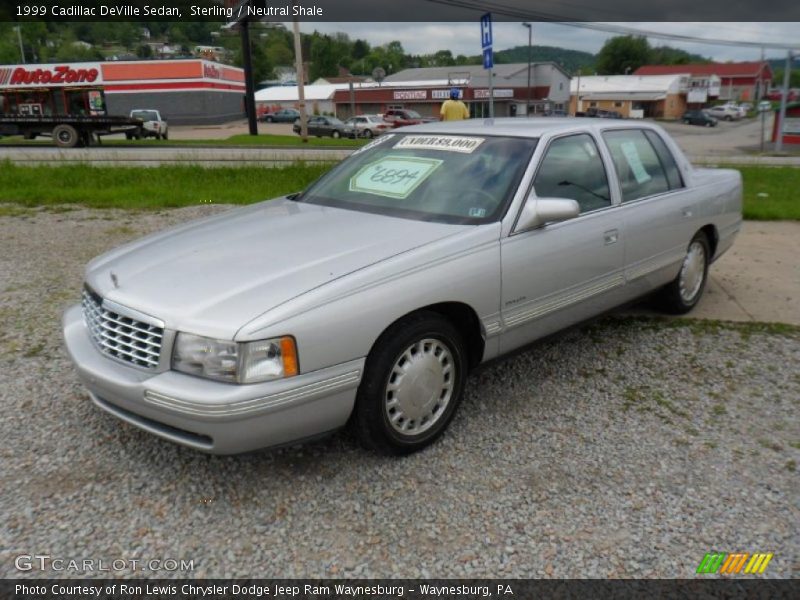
[63,119,742,455]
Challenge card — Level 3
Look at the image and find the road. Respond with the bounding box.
[1,116,797,167]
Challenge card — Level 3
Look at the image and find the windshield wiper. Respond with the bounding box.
[558,180,609,203]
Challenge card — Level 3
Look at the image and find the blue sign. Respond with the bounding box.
[482,47,494,70]
[480,13,492,49]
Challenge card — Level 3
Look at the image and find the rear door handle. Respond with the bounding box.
[604,229,619,245]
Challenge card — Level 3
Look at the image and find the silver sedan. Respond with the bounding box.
[63,119,742,455]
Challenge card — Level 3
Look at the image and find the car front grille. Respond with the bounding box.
[82,287,163,369]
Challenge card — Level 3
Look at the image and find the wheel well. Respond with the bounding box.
[419,302,485,370]
[699,224,719,258]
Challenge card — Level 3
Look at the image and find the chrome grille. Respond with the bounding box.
[82,288,163,369]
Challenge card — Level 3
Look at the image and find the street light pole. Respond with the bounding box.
[522,22,531,116]
[775,50,793,153]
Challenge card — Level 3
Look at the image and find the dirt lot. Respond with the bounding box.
[1,206,797,579]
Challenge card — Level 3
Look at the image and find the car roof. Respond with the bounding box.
[398,117,666,139]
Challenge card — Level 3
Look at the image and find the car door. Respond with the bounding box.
[499,132,625,354]
[307,117,323,136]
[601,128,694,296]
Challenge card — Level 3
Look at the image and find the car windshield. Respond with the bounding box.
[132,110,159,121]
[404,111,422,119]
[327,117,344,125]
[297,133,537,224]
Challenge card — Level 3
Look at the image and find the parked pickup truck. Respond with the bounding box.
[128,109,168,140]
[64,120,742,456]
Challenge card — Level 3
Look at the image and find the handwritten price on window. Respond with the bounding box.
[349,157,442,199]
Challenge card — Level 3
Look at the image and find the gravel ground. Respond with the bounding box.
[1,204,798,579]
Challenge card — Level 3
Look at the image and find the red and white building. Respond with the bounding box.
[0,59,245,124]
[634,62,773,102]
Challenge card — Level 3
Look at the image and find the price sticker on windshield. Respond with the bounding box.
[349,157,443,199]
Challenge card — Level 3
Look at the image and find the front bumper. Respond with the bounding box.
[63,305,363,454]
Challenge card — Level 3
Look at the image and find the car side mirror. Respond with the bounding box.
[514,196,580,232]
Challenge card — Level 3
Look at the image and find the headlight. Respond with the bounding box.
[172,333,298,384]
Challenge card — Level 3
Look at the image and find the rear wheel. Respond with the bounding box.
[657,231,710,314]
[52,124,79,148]
[363,129,374,138]
[162,130,168,140]
[331,130,341,139]
[354,312,468,455]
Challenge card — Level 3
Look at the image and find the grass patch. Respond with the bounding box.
[0,133,366,148]
[736,166,800,220]
[0,162,333,209]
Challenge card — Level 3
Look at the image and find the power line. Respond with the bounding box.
[424,0,800,50]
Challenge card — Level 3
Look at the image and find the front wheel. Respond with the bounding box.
[331,130,341,139]
[354,312,468,455]
[656,232,710,314]
[363,129,374,139]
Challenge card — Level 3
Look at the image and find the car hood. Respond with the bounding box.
[85,198,468,339]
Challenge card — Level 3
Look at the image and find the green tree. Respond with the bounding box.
[773,68,800,88]
[595,35,651,75]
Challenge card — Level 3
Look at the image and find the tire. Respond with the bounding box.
[363,129,374,139]
[162,130,168,140]
[656,231,710,314]
[683,120,690,125]
[353,311,468,455]
[705,122,712,127]
[52,124,79,148]
[23,131,37,140]
[266,116,273,123]
[725,115,732,122]
[125,132,133,140]
[331,130,341,139]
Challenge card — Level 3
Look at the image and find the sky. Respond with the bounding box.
[295,22,800,63]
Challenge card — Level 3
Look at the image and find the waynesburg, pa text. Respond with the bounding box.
[16,583,515,598]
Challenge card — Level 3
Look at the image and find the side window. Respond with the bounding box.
[603,129,670,202]
[643,130,684,190]
[533,134,611,213]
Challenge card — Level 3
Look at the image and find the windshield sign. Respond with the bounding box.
[299,133,537,224]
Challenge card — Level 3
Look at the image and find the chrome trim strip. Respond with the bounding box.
[626,249,685,282]
[483,320,502,336]
[143,370,362,418]
[503,272,625,329]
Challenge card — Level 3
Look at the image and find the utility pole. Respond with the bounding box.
[775,50,793,153]
[240,18,257,136]
[522,23,532,116]
[15,26,26,63]
[292,13,308,142]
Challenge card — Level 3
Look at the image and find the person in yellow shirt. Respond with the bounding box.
[440,88,470,121]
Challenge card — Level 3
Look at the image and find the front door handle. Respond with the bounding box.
[604,229,619,245]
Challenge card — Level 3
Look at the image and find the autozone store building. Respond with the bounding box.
[0,59,245,124]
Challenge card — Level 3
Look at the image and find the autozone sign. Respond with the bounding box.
[0,64,102,87]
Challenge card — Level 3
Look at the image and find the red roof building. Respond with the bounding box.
[634,62,773,102]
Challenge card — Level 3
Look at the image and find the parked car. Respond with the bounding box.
[344,115,392,138]
[63,120,742,456]
[128,109,168,140]
[383,109,436,128]
[682,110,717,127]
[292,116,355,139]
[259,108,301,123]
[757,100,773,112]
[704,105,741,121]
[585,108,622,119]
[541,110,568,117]
[738,102,753,113]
